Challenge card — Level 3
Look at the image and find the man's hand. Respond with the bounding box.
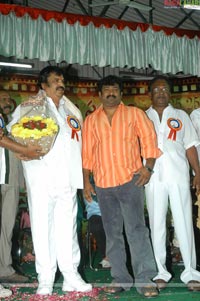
[83,182,96,202]
[0,135,43,159]
[192,172,200,196]
[135,166,152,186]
[19,144,44,160]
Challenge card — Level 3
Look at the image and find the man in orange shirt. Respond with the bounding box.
[82,75,161,298]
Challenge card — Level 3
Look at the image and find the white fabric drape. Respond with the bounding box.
[0,12,200,76]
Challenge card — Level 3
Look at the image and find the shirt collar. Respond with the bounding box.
[99,101,124,111]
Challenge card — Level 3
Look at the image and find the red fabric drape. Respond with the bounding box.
[0,3,199,39]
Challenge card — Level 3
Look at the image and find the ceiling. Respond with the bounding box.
[0,0,200,79]
[3,0,199,31]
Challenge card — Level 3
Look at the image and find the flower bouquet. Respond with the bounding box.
[11,115,59,155]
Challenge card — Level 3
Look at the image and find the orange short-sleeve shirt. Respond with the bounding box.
[82,103,161,188]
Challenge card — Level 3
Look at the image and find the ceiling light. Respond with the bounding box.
[183,5,200,10]
[0,62,33,68]
[183,0,200,10]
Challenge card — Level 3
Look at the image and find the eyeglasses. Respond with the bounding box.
[152,87,170,94]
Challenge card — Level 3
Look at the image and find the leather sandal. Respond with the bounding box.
[154,279,167,290]
[137,286,159,298]
[104,286,125,293]
[187,280,200,291]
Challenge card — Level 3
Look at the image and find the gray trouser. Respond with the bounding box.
[96,175,157,288]
[0,184,19,276]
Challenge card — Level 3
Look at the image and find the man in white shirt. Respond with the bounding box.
[7,66,92,296]
[145,76,200,292]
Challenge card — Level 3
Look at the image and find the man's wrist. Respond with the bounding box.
[145,165,154,174]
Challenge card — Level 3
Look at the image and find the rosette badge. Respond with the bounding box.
[11,116,59,155]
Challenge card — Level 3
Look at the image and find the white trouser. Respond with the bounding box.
[26,180,80,285]
[145,181,200,284]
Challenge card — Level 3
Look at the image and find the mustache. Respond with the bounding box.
[3,105,12,110]
[56,86,65,91]
[107,94,116,99]
[157,96,166,100]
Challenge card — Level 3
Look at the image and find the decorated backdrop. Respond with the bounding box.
[0,74,200,118]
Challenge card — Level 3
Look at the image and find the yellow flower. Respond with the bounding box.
[11,116,58,140]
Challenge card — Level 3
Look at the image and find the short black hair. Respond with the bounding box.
[149,75,172,93]
[97,75,123,92]
[38,66,65,89]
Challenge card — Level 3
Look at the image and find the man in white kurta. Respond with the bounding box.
[7,66,92,295]
[145,76,200,291]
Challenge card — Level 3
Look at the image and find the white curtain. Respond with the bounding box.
[0,12,200,76]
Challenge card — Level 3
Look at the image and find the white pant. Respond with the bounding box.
[26,180,80,284]
[145,181,200,283]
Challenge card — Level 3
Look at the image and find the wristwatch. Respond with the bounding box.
[145,166,154,174]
